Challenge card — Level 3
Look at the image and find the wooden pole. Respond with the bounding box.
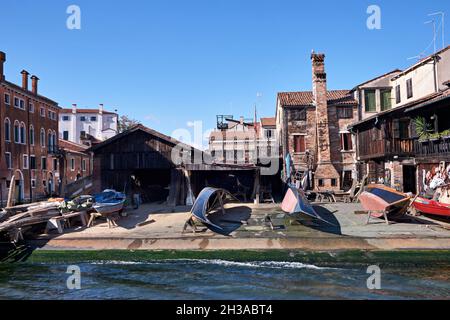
[6,174,16,208]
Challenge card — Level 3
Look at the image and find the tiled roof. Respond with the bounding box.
[60,108,117,115]
[59,139,90,154]
[277,90,356,107]
[260,117,276,127]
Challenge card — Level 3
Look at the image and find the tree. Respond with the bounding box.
[118,115,141,133]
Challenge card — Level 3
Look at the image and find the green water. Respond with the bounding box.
[0,249,449,300]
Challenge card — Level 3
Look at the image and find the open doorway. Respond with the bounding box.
[403,165,417,194]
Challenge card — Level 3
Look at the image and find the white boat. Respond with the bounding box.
[93,190,126,215]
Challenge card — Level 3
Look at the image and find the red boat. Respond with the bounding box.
[413,197,450,218]
[359,184,411,220]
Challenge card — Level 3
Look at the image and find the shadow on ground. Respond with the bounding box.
[287,205,342,235]
[206,205,252,236]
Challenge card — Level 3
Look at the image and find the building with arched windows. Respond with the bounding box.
[0,51,60,205]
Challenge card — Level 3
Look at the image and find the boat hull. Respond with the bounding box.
[413,197,450,217]
[359,185,410,219]
[93,201,125,215]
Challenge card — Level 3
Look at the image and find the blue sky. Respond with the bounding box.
[0,0,448,143]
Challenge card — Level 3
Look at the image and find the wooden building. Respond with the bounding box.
[349,88,450,194]
[89,124,200,205]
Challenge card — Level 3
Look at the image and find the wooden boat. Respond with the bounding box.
[413,197,450,218]
[281,184,333,225]
[93,190,126,215]
[359,184,410,220]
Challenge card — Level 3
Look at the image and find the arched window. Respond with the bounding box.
[29,125,35,145]
[20,122,26,144]
[4,118,10,142]
[40,128,45,147]
[14,121,20,144]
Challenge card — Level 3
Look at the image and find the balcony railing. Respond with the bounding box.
[359,138,415,160]
[414,137,450,158]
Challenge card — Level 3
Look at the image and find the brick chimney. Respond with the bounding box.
[31,75,39,95]
[311,52,340,190]
[21,70,29,90]
[0,51,5,81]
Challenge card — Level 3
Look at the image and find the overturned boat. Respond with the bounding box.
[281,184,333,225]
[190,187,239,230]
[359,184,410,220]
[92,190,126,215]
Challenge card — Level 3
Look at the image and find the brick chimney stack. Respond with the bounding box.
[31,75,39,95]
[311,52,340,190]
[21,70,29,90]
[0,51,6,81]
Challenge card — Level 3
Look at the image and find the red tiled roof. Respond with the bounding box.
[260,117,276,127]
[60,108,117,115]
[277,90,356,107]
[59,139,90,154]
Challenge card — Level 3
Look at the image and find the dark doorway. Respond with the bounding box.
[403,165,417,194]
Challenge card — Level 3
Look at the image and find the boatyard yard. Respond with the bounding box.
[25,202,450,252]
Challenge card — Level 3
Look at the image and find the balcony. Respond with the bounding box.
[359,138,415,160]
[414,136,450,159]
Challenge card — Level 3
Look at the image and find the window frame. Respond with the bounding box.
[364,89,377,112]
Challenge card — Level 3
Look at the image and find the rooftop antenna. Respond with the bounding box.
[428,12,445,50]
[425,19,437,54]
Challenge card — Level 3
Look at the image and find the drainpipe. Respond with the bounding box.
[433,56,439,93]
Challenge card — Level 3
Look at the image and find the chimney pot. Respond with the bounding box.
[99,104,104,114]
[30,75,39,95]
[0,51,6,81]
[72,104,77,113]
[21,70,29,90]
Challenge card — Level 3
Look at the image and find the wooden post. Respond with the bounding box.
[6,174,16,208]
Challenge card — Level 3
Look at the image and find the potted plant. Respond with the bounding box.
[413,117,432,143]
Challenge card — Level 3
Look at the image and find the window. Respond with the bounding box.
[20,123,26,144]
[293,135,306,153]
[4,93,10,105]
[289,108,307,121]
[381,90,392,111]
[31,179,36,189]
[318,179,324,187]
[5,153,12,169]
[406,78,413,99]
[40,107,45,117]
[29,102,34,113]
[343,171,353,190]
[340,133,353,151]
[80,131,86,139]
[337,106,353,119]
[14,121,20,143]
[82,159,86,171]
[23,155,29,169]
[29,126,35,145]
[53,159,58,171]
[396,85,401,104]
[42,180,47,187]
[41,157,47,170]
[62,115,70,121]
[30,156,36,170]
[63,131,69,140]
[71,158,75,171]
[4,118,10,142]
[80,116,86,122]
[265,129,273,139]
[331,179,337,187]
[48,110,57,120]
[364,90,376,112]
[40,128,45,147]
[90,116,97,122]
[14,97,25,110]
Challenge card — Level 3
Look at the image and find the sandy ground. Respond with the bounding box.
[31,202,450,251]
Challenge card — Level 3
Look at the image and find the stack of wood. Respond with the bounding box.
[0,201,62,243]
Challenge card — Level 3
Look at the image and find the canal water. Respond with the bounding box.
[0,259,449,299]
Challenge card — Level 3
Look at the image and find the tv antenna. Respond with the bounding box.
[424,19,437,54]
[428,11,445,50]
